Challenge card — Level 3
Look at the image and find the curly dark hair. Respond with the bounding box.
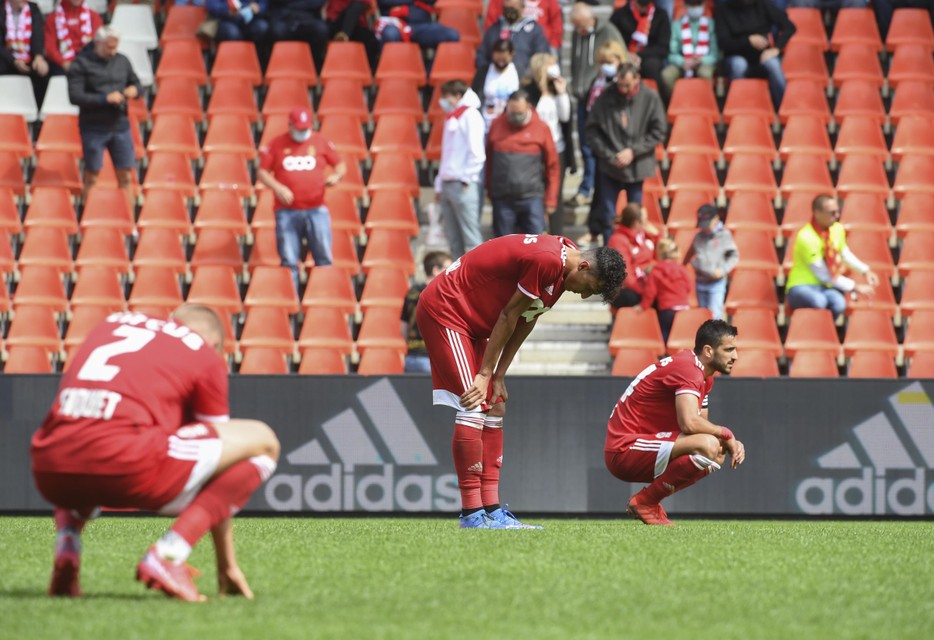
[583,246,627,303]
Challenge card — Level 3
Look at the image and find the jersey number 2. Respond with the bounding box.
[77,325,157,382]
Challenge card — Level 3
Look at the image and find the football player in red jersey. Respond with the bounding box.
[31,305,280,601]
[605,319,746,525]
[416,233,626,528]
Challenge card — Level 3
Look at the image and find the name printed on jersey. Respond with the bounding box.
[57,388,123,420]
[106,312,205,352]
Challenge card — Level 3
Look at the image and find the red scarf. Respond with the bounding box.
[54,2,94,63]
[811,219,843,277]
[446,105,469,121]
[5,0,32,62]
[629,2,655,54]
[681,15,710,60]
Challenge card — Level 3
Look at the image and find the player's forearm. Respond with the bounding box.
[211,519,237,570]
[679,413,726,438]
[479,311,522,377]
[494,318,535,378]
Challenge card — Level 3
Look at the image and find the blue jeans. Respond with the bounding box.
[381,22,459,49]
[787,285,847,320]
[596,171,643,245]
[275,206,333,293]
[440,181,482,258]
[725,54,787,110]
[405,354,431,373]
[491,197,546,237]
[695,278,728,320]
[80,125,136,173]
[576,100,596,198]
[216,16,271,44]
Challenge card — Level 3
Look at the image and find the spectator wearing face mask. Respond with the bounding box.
[486,89,560,237]
[661,0,718,97]
[476,0,549,78]
[473,38,521,133]
[483,0,563,54]
[257,106,347,294]
[611,0,672,101]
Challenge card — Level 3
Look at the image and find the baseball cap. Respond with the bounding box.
[289,107,312,131]
[696,204,719,228]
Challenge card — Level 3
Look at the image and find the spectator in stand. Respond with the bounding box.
[267,0,330,73]
[524,51,572,237]
[484,0,563,55]
[67,25,139,210]
[608,202,660,307]
[43,0,102,76]
[585,62,666,246]
[257,106,347,294]
[435,79,485,259]
[207,0,272,64]
[568,2,623,210]
[683,204,738,320]
[715,0,795,110]
[477,0,549,78]
[785,194,878,321]
[325,0,380,72]
[637,237,692,343]
[1,0,50,107]
[473,38,520,133]
[661,0,718,98]
[486,89,559,238]
[611,0,671,100]
[375,0,459,54]
[401,250,452,373]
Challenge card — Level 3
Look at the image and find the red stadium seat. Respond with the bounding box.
[437,7,482,47]
[847,350,898,378]
[365,190,418,236]
[298,347,348,374]
[374,42,427,86]
[666,115,720,162]
[429,42,476,86]
[69,266,126,312]
[844,230,895,280]
[24,187,77,234]
[902,310,934,357]
[266,41,318,87]
[361,230,415,275]
[835,156,890,199]
[357,347,405,375]
[244,266,299,314]
[833,116,888,162]
[724,269,780,316]
[316,79,368,124]
[4,345,54,373]
[211,41,262,86]
[6,305,62,352]
[202,115,256,162]
[907,351,934,377]
[142,153,197,199]
[239,347,290,374]
[724,192,779,236]
[132,228,188,275]
[723,79,774,123]
[611,348,657,376]
[832,44,884,89]
[787,8,829,50]
[359,267,409,311]
[723,154,778,199]
[320,41,372,86]
[247,228,282,272]
[155,39,207,85]
[893,155,934,199]
[833,81,887,125]
[128,267,183,314]
[207,79,259,124]
[890,116,934,163]
[160,6,207,46]
[667,78,719,123]
[845,276,897,320]
[733,230,781,277]
[35,114,81,157]
[19,228,73,274]
[0,151,25,197]
[32,152,82,196]
[137,190,192,236]
[778,116,833,162]
[897,231,934,277]
[780,154,834,197]
[729,349,780,377]
[366,153,420,197]
[318,116,368,163]
[81,187,135,235]
[782,43,830,86]
[887,82,934,125]
[0,114,32,160]
[842,309,898,357]
[370,114,423,160]
[722,116,777,161]
[887,44,934,88]
[780,191,824,240]
[784,309,840,357]
[151,78,203,124]
[0,188,21,236]
[302,266,358,315]
[778,80,831,125]
[240,307,296,356]
[665,155,719,199]
[194,190,249,238]
[324,190,363,236]
[262,79,313,121]
[896,193,934,239]
[789,350,840,377]
[186,265,243,316]
[146,114,200,161]
[356,307,407,355]
[608,308,665,356]
[731,308,783,357]
[886,8,934,52]
[297,307,353,354]
[665,308,712,352]
[839,193,892,236]
[198,153,254,201]
[190,229,244,273]
[13,266,69,314]
[74,228,131,275]
[830,8,882,52]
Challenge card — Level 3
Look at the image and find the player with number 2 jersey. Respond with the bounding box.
[416,234,626,529]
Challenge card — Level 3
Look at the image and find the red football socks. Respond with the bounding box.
[480,417,504,507]
[54,507,87,535]
[452,419,484,512]
[639,454,712,505]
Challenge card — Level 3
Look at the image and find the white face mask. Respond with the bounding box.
[601,63,618,78]
[439,97,455,113]
[686,6,704,19]
[546,64,561,79]
[290,128,312,143]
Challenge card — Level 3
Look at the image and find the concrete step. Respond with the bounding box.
[518,340,612,364]
[509,360,611,376]
[537,301,613,325]
[529,322,610,342]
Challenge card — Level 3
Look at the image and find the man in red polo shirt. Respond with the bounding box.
[258,106,346,293]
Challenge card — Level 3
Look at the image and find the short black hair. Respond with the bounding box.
[812,194,836,214]
[507,88,530,103]
[440,79,469,97]
[582,246,627,303]
[694,319,738,353]
[423,250,451,275]
[492,38,515,54]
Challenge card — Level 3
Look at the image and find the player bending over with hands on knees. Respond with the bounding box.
[31,304,280,601]
[417,234,626,529]
[604,319,745,526]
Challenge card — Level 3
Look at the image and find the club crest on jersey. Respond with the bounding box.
[521,298,551,323]
[282,155,318,171]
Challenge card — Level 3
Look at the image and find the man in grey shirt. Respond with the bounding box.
[684,204,740,320]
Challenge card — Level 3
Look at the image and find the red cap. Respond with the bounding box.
[289,107,312,130]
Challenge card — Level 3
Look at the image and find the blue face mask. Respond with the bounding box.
[439,97,455,113]
[601,63,618,78]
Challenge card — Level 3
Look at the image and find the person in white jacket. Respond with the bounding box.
[435,80,486,258]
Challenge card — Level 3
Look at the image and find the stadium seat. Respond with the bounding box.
[842,309,898,357]
[137,190,192,236]
[244,266,299,314]
[39,76,78,119]
[297,307,353,354]
[0,75,38,122]
[722,116,776,161]
[302,266,357,315]
[777,116,833,162]
[128,267,183,314]
[665,191,710,232]
[887,44,934,88]
[198,153,254,201]
[146,114,201,161]
[211,41,263,86]
[186,265,243,316]
[724,192,779,236]
[437,7,482,47]
[142,152,197,199]
[327,230,362,276]
[665,155,719,198]
[266,41,318,87]
[722,79,774,123]
[316,79,368,124]
[132,228,188,275]
[667,78,719,123]
[193,190,248,238]
[665,308,713,352]
[835,156,890,198]
[70,266,127,312]
[778,80,831,124]
[886,9,934,52]
[18,228,73,274]
[357,347,405,375]
[429,42,477,86]
[723,154,778,198]
[202,115,256,161]
[359,267,409,311]
[75,228,131,274]
[6,305,62,352]
[298,347,348,374]
[257,114,289,152]
[833,116,888,163]
[4,345,54,373]
[318,116,368,163]
[784,309,840,357]
[151,78,204,124]
[832,44,884,89]
[261,79,313,121]
[729,349,780,377]
[902,310,934,357]
[832,81,887,126]
[207,79,260,124]
[375,42,427,86]
[366,153,420,197]
[190,229,244,273]
[665,115,720,162]
[239,347,290,374]
[611,348,657,376]
[780,154,834,197]
[787,8,829,50]
[608,308,665,356]
[830,8,882,52]
[0,231,14,276]
[844,230,896,279]
[246,228,281,272]
[24,188,77,234]
[890,116,934,163]
[779,191,824,240]
[370,115,423,160]
[81,187,135,236]
[35,114,81,157]
[0,114,32,160]
[847,350,898,378]
[361,230,415,275]
[897,230,934,277]
[731,308,784,357]
[320,41,373,86]
[111,4,158,49]
[365,190,419,236]
[845,276,897,319]
[423,118,442,163]
[324,189,363,236]
[782,43,830,86]
[32,152,82,196]
[249,190,276,235]
[0,151,25,197]
[896,193,934,239]
[789,350,840,377]
[907,351,934,377]
[97,153,142,199]
[0,191,19,238]
[894,155,934,198]
[734,230,781,277]
[240,307,296,356]
[356,307,407,354]
[155,39,207,85]
[838,193,891,236]
[13,266,68,313]
[326,160,366,199]
[724,269,780,316]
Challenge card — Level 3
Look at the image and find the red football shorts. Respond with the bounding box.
[415,305,496,412]
[605,433,678,484]
[33,422,223,516]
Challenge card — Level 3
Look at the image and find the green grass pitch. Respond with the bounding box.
[1,517,932,639]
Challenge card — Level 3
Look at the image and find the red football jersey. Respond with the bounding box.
[419,234,575,339]
[259,132,341,210]
[605,349,714,451]
[31,312,229,474]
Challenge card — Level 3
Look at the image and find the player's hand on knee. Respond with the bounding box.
[491,376,508,404]
[727,439,745,469]
[460,373,491,410]
[217,565,254,599]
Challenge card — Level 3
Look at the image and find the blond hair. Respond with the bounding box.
[527,52,557,95]
[596,40,628,66]
[656,237,680,261]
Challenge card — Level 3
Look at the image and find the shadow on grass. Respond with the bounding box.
[0,588,154,601]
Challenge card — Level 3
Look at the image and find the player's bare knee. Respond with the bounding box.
[698,434,720,460]
[254,421,280,461]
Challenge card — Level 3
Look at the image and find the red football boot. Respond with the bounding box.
[628,491,676,526]
[49,533,81,597]
[136,546,206,602]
